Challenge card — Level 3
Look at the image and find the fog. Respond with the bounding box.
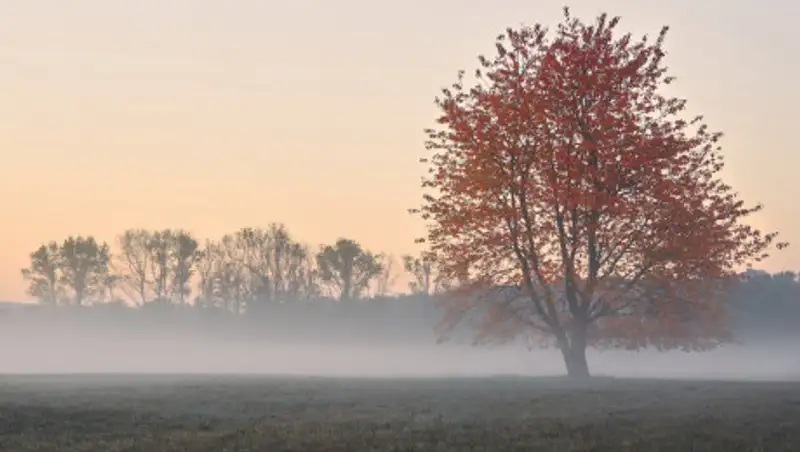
[2,333,798,381]
[2,298,797,381]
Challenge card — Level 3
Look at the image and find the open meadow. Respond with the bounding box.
[0,375,798,451]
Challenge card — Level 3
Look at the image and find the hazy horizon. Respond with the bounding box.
[2,335,799,381]
[2,0,799,301]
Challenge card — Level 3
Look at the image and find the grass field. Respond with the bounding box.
[0,375,798,451]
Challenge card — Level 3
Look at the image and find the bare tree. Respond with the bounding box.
[116,229,153,305]
[148,230,172,303]
[234,225,318,305]
[103,275,124,303]
[59,236,111,305]
[285,241,318,300]
[146,229,199,304]
[199,234,251,313]
[402,252,443,295]
[195,239,219,307]
[20,241,62,305]
[316,238,383,301]
[375,254,400,296]
[172,230,199,304]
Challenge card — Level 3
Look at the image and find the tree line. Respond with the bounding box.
[727,269,800,341]
[5,263,799,346]
[20,224,441,310]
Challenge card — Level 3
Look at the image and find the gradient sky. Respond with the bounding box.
[1,0,798,301]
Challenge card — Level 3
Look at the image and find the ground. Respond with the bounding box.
[0,375,798,451]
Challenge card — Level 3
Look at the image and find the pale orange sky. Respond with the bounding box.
[1,0,798,301]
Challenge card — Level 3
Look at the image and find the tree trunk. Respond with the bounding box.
[559,324,591,378]
[341,279,352,302]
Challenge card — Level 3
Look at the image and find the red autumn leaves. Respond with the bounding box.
[419,9,785,357]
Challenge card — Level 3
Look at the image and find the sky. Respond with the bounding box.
[1,0,798,301]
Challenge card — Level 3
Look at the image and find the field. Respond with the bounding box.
[0,375,798,451]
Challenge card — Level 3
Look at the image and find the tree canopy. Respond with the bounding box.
[416,9,786,377]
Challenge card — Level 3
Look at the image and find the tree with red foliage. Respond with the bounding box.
[415,9,787,377]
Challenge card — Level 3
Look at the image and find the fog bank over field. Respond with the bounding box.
[2,276,798,381]
[2,334,799,381]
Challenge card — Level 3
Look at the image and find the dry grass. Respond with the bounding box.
[0,375,798,451]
